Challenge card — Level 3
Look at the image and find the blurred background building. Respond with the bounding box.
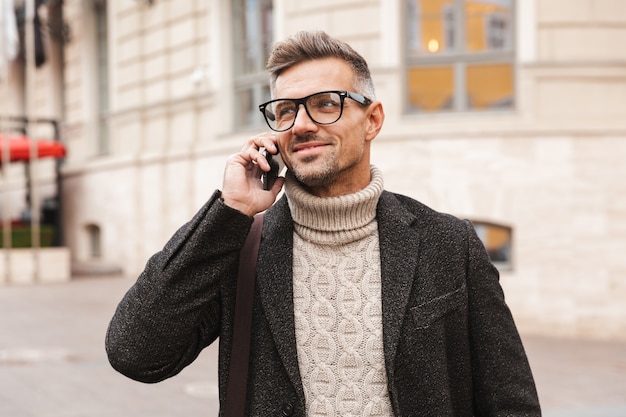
[1,0,625,340]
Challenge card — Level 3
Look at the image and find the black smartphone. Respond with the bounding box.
[261,149,285,190]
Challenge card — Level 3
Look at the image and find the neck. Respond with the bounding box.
[284,165,384,244]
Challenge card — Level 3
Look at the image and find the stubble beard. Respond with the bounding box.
[292,152,339,188]
[289,137,366,190]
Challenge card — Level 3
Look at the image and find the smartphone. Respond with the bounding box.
[261,149,285,190]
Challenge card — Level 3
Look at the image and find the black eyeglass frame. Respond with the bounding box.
[258,90,372,132]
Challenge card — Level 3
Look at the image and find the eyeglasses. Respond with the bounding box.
[258,90,372,132]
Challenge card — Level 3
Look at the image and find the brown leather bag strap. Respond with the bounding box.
[224,212,264,417]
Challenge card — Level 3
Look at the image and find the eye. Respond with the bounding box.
[274,101,296,120]
[310,93,341,112]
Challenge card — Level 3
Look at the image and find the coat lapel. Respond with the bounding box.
[376,192,421,378]
[255,198,305,400]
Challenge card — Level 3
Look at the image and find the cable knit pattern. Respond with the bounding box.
[286,167,392,417]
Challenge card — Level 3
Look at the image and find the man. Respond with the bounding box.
[106,31,541,416]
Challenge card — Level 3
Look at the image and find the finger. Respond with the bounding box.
[244,147,275,173]
[234,133,279,178]
[270,176,286,194]
[242,132,278,155]
[262,134,279,154]
[233,146,265,173]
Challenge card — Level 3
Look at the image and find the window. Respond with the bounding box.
[472,221,512,268]
[86,224,102,258]
[94,0,109,154]
[405,0,515,113]
[232,0,273,129]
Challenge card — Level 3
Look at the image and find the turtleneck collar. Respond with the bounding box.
[284,166,384,245]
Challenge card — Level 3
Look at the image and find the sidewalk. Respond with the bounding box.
[1,275,625,416]
[523,334,626,417]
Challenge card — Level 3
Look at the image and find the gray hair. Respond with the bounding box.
[266,31,376,100]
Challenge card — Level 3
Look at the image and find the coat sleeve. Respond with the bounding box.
[105,191,253,383]
[464,220,542,416]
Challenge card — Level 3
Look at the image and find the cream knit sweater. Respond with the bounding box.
[285,166,392,417]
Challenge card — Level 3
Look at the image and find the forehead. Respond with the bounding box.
[274,58,355,99]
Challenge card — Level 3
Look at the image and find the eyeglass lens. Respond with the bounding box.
[263,92,344,132]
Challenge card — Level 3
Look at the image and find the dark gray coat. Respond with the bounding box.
[106,190,541,417]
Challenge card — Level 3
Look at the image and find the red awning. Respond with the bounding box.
[0,135,66,162]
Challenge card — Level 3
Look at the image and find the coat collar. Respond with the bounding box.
[256,191,421,401]
[375,191,421,380]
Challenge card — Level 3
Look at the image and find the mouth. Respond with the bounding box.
[291,141,330,157]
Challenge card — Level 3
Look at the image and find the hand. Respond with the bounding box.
[221,133,285,216]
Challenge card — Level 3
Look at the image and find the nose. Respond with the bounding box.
[291,103,318,135]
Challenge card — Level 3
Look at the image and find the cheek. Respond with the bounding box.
[342,130,367,156]
[276,134,289,154]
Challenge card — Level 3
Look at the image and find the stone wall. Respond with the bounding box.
[57,0,626,340]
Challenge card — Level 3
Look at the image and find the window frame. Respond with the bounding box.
[404,0,517,114]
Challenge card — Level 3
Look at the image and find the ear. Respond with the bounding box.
[365,101,385,142]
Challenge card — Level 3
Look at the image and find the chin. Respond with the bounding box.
[292,165,336,188]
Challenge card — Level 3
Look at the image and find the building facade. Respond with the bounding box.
[4,0,626,340]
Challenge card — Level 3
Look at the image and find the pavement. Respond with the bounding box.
[1,275,625,417]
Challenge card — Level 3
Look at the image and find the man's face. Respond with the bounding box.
[273,58,380,197]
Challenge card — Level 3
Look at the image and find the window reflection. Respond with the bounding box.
[472,221,512,267]
[233,0,273,129]
[95,0,109,154]
[405,0,515,113]
[465,0,513,52]
[466,63,513,109]
[407,0,455,55]
[233,0,273,77]
[407,66,454,112]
